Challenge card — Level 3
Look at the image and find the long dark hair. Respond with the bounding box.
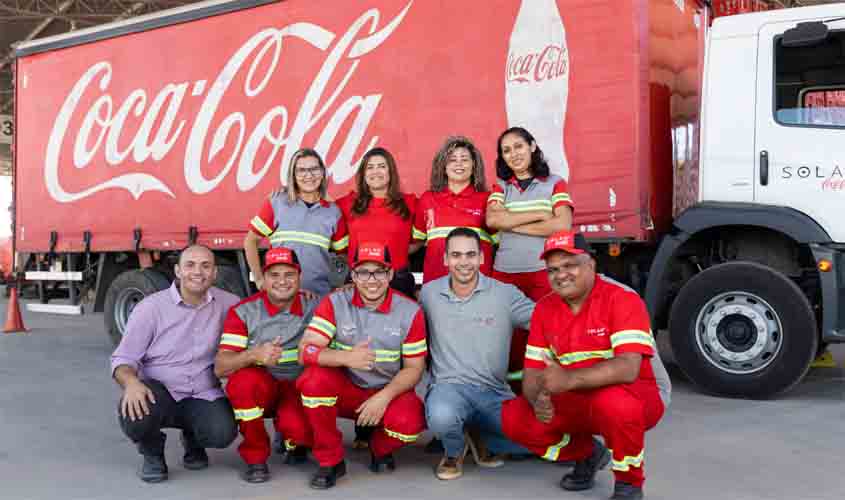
[495,127,551,181]
[430,136,488,193]
[351,147,411,219]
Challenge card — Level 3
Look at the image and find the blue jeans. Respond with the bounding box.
[425,383,529,458]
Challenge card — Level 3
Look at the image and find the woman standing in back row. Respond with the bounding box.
[414,136,495,284]
[486,127,574,390]
[244,148,348,297]
[336,147,421,298]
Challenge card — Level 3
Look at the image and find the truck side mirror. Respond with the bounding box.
[782,21,829,48]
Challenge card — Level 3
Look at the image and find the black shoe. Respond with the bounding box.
[369,452,396,473]
[282,445,308,465]
[138,454,168,483]
[241,463,270,483]
[611,481,644,499]
[424,437,445,454]
[310,461,346,489]
[180,432,209,470]
[353,425,373,450]
[560,438,611,491]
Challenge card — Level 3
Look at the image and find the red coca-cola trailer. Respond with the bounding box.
[11,0,707,336]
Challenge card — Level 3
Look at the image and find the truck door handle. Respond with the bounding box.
[760,150,769,186]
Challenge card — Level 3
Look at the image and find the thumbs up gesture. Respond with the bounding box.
[346,337,377,371]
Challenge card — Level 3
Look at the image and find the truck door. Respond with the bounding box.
[755,20,845,242]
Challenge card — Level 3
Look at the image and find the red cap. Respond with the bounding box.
[263,247,301,273]
[540,231,592,260]
[352,242,392,269]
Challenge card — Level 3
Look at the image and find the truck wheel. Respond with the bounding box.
[104,269,170,346]
[215,265,247,298]
[668,261,817,398]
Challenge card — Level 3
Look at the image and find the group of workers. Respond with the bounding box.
[110,127,671,500]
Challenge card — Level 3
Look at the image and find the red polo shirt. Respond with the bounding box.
[524,275,657,390]
[337,192,417,270]
[413,186,495,283]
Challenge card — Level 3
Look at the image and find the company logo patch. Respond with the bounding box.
[586,327,607,337]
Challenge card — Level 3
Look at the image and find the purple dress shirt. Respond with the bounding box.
[110,282,241,402]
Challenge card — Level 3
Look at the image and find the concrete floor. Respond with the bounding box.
[0,297,842,500]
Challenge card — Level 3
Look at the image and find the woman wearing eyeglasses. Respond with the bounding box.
[336,147,422,298]
[244,148,349,297]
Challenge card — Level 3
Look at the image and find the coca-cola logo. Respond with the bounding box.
[44,2,414,203]
[506,44,568,84]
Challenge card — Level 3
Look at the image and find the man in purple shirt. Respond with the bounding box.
[111,245,241,483]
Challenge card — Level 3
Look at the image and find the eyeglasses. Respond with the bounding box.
[295,166,324,178]
[351,269,390,281]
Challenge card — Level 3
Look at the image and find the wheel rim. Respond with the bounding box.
[115,286,146,337]
[694,291,783,374]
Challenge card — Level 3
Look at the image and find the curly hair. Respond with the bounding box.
[429,136,488,193]
[351,147,410,219]
[495,127,551,181]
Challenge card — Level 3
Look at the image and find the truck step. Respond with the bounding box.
[25,271,83,282]
[25,303,84,315]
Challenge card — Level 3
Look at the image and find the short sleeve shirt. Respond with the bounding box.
[413,186,495,283]
[305,288,427,389]
[218,291,318,380]
[488,175,573,273]
[525,275,658,393]
[249,195,348,296]
[337,192,417,271]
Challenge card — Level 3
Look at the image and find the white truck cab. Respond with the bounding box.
[646,4,845,398]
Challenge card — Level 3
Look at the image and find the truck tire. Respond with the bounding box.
[104,269,170,346]
[215,265,247,298]
[668,261,817,398]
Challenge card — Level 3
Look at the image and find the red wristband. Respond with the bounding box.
[301,344,324,366]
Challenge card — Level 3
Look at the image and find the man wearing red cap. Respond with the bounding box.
[296,241,427,489]
[214,247,317,483]
[501,231,670,500]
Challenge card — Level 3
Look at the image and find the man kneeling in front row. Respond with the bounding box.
[111,245,240,482]
[214,247,317,483]
[297,242,428,489]
[502,231,671,500]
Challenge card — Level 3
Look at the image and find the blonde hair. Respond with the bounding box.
[285,148,328,204]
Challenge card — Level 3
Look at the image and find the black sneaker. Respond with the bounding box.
[611,481,644,499]
[180,432,209,470]
[310,460,346,489]
[560,438,611,491]
[138,454,168,483]
[282,445,308,465]
[369,452,396,473]
[241,463,270,483]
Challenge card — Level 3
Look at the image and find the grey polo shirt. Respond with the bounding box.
[419,274,535,395]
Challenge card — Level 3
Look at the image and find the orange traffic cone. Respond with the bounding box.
[4,287,27,333]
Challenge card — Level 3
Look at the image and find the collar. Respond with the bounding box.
[299,197,330,208]
[351,287,393,313]
[169,281,213,307]
[444,184,475,198]
[260,290,304,316]
[506,175,548,189]
[438,273,489,301]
